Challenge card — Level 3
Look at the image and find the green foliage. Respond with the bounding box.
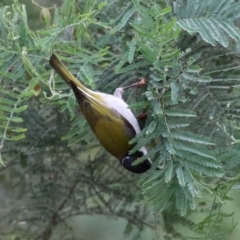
[175,0,240,47]
[1,0,240,240]
[0,3,42,163]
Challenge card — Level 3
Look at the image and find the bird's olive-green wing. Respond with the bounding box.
[81,97,137,159]
[70,81,136,159]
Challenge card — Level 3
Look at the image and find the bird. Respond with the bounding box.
[49,53,152,173]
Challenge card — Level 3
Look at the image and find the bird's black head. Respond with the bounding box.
[121,151,152,174]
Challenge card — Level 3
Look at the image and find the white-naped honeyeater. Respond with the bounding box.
[49,53,152,173]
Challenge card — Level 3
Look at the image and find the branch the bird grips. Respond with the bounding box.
[49,53,151,173]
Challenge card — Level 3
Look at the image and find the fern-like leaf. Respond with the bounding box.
[175,0,240,47]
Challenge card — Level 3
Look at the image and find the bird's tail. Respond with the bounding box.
[49,53,87,92]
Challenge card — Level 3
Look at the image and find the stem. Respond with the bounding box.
[0,97,21,165]
[31,0,55,10]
